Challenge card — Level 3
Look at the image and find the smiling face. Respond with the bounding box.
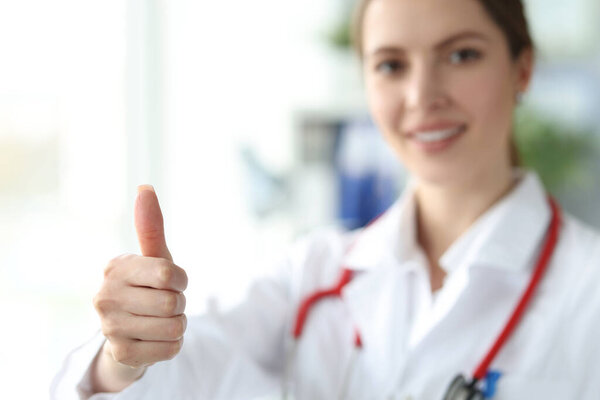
[361,0,533,187]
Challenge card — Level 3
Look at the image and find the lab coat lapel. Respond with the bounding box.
[341,258,417,391]
[392,267,533,400]
[441,171,552,274]
[408,171,553,360]
[396,172,555,396]
[336,181,420,389]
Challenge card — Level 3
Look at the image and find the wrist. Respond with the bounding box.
[90,340,147,394]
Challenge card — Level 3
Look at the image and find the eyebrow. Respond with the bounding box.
[367,31,490,58]
[434,31,489,50]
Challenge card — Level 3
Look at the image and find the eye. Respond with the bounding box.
[374,60,406,75]
[448,48,482,64]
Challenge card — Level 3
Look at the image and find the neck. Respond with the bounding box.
[415,166,516,292]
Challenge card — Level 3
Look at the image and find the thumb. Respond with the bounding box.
[134,185,173,261]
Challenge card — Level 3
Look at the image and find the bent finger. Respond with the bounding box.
[106,314,187,342]
[124,257,188,292]
[109,337,184,367]
[121,287,186,317]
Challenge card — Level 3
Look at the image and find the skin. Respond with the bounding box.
[361,0,533,291]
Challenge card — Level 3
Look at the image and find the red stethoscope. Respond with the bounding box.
[282,197,562,400]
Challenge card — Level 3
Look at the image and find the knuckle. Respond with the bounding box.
[180,314,188,334]
[103,262,117,279]
[180,269,189,291]
[157,262,174,287]
[101,316,122,338]
[119,253,136,261]
[93,293,115,316]
[165,338,184,360]
[167,315,186,339]
[111,341,133,364]
[161,292,178,315]
[180,294,187,313]
[104,254,134,279]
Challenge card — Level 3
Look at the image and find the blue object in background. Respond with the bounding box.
[335,117,405,230]
[338,170,397,229]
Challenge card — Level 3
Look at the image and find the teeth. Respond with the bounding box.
[414,127,463,143]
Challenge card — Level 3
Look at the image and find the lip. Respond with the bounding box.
[404,121,466,137]
[404,121,467,153]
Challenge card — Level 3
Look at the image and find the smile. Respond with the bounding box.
[413,125,465,143]
[404,123,467,153]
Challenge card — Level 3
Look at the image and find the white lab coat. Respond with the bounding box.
[52,171,600,400]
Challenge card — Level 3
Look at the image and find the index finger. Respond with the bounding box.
[125,256,188,292]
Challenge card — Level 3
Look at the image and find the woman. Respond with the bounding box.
[53,0,600,399]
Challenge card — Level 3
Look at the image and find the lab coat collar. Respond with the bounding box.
[341,177,420,272]
[342,170,551,274]
[440,170,551,273]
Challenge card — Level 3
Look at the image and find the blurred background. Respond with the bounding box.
[0,0,598,397]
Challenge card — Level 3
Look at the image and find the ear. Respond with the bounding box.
[513,47,535,94]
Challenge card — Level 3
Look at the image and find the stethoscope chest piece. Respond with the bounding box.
[443,374,485,400]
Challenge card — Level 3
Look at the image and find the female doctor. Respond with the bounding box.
[52,0,600,399]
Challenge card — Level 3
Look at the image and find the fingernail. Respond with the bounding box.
[137,184,155,194]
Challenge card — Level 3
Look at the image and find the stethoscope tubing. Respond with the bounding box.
[471,196,561,381]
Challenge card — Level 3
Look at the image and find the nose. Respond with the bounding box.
[404,61,449,111]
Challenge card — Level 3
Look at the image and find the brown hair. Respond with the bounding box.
[351,0,533,60]
[351,0,535,166]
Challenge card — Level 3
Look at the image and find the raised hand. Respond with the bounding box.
[91,186,188,392]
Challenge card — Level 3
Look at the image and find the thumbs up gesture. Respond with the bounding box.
[91,186,188,392]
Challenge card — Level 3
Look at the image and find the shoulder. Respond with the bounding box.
[555,213,600,271]
[289,226,358,265]
[553,212,600,314]
[546,213,600,374]
[286,226,360,295]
